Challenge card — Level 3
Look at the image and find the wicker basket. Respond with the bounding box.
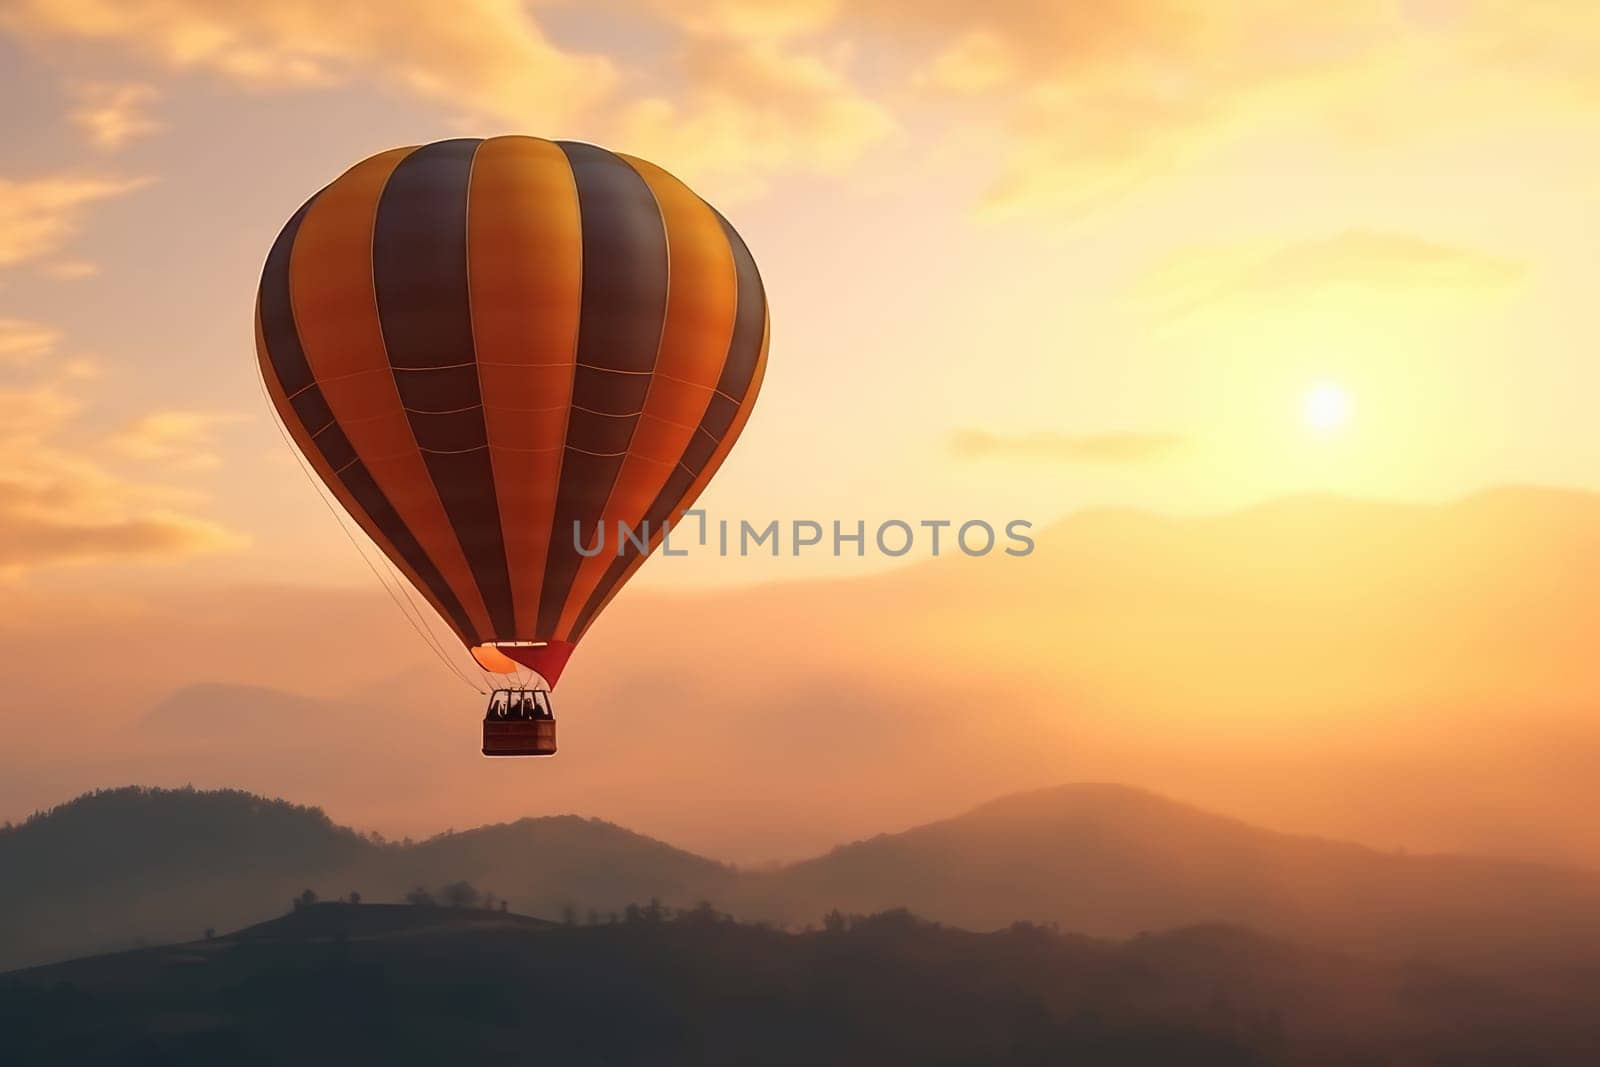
[482,718,557,757]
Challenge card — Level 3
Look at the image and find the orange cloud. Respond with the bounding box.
[0,379,245,574]
[619,37,894,194]
[915,30,1012,93]
[0,173,150,271]
[1249,232,1526,291]
[110,410,250,472]
[0,383,80,437]
[70,82,163,149]
[9,0,1598,209]
[855,0,1600,210]
[1138,230,1526,320]
[2,0,615,125]
[905,1,1396,210]
[4,0,891,195]
[649,0,841,41]
[0,319,62,365]
[38,259,100,281]
[951,428,1188,464]
[0,484,238,573]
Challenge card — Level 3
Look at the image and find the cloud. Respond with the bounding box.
[650,0,841,41]
[0,380,245,574]
[4,0,616,130]
[1449,2,1600,102]
[1139,230,1526,320]
[847,0,1600,211]
[950,428,1189,464]
[109,410,249,471]
[0,383,81,437]
[4,0,891,196]
[0,487,238,573]
[618,37,895,194]
[0,319,62,365]
[914,30,1013,93]
[8,0,1600,209]
[888,1,1399,210]
[0,173,151,271]
[1257,231,1524,290]
[609,3,895,193]
[38,259,100,281]
[70,82,163,149]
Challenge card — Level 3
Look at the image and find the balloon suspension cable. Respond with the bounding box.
[360,536,500,693]
[373,545,498,694]
[255,368,487,694]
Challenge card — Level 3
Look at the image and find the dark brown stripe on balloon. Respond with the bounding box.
[258,193,476,640]
[535,141,669,637]
[570,208,766,639]
[258,198,319,398]
[373,137,517,639]
[705,209,768,449]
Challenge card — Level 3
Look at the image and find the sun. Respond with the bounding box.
[1302,382,1352,433]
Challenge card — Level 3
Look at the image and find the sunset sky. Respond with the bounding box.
[2,0,1597,594]
[3,3,1600,861]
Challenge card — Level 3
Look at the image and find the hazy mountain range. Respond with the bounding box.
[7,487,1600,870]
[5,782,1599,975]
[10,901,1600,1066]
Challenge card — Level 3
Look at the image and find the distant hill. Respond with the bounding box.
[0,787,727,971]
[6,782,1600,974]
[5,902,1599,1066]
[388,816,736,918]
[0,787,374,970]
[739,783,1600,968]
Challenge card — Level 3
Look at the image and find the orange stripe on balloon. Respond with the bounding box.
[554,154,738,637]
[286,147,494,642]
[256,306,473,643]
[571,307,768,644]
[466,135,582,639]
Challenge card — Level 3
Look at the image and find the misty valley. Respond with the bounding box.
[4,784,1600,1065]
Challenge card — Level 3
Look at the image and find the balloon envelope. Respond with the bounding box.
[257,137,768,684]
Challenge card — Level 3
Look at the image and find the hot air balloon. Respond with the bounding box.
[256,137,768,756]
